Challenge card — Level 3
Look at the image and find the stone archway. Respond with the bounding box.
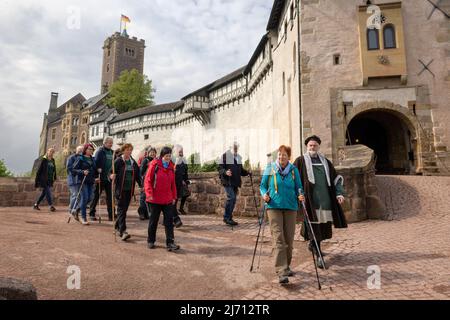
[344,102,422,175]
[346,110,415,174]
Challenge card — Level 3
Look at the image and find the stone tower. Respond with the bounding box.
[100,30,146,93]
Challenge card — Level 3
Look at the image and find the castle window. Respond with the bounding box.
[367,28,380,50]
[333,54,341,65]
[51,128,56,140]
[144,134,149,140]
[81,132,86,144]
[383,24,396,49]
[106,64,110,72]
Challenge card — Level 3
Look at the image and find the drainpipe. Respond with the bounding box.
[297,0,304,155]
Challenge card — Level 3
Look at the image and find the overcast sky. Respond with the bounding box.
[0,0,273,174]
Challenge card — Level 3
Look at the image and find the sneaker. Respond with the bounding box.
[148,242,156,249]
[166,243,180,252]
[33,204,40,211]
[174,219,183,228]
[279,275,289,284]
[50,206,56,212]
[81,218,89,225]
[121,232,131,241]
[224,219,238,226]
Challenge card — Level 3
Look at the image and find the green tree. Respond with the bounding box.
[106,69,155,114]
[0,159,13,177]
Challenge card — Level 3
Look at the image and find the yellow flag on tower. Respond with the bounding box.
[121,14,131,23]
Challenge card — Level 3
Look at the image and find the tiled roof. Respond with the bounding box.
[109,101,184,124]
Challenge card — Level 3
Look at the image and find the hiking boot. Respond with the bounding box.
[283,268,295,277]
[81,218,89,225]
[70,210,79,221]
[50,206,56,212]
[167,243,180,252]
[224,219,238,226]
[279,275,289,284]
[174,219,183,228]
[148,242,156,249]
[121,232,131,241]
[33,204,40,211]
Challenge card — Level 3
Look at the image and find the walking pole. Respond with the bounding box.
[300,200,322,290]
[256,205,267,271]
[67,176,87,224]
[300,199,333,291]
[96,178,103,224]
[111,150,117,242]
[250,204,266,272]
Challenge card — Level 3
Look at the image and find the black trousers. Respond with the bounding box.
[115,190,132,235]
[148,203,175,245]
[89,180,113,219]
[175,197,188,211]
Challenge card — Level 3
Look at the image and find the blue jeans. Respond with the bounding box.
[80,184,94,220]
[69,185,81,212]
[224,186,238,220]
[36,186,53,206]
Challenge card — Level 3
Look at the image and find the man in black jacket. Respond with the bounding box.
[89,137,114,221]
[218,142,250,226]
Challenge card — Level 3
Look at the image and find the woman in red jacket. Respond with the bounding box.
[145,146,180,252]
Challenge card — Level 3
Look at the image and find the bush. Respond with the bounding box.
[53,153,68,179]
[0,159,13,177]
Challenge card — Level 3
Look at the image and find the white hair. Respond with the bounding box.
[103,136,113,144]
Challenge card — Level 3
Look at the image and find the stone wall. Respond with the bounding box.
[186,145,385,223]
[1,146,385,223]
[0,178,70,208]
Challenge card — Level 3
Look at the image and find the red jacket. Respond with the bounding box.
[145,158,177,205]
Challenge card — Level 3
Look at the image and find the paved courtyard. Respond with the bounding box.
[0,176,449,300]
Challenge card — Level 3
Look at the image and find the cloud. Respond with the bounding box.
[0,0,273,174]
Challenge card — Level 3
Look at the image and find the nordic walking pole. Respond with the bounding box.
[96,175,103,224]
[300,200,322,290]
[256,206,267,271]
[68,176,86,224]
[111,150,117,242]
[250,204,266,272]
[300,197,333,291]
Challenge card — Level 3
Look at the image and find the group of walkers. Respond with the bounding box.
[34,134,347,283]
[34,137,191,252]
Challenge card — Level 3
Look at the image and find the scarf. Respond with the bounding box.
[303,152,331,186]
[275,160,292,178]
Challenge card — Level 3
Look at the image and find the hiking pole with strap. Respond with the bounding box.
[300,199,322,290]
[300,198,333,291]
[250,203,266,272]
[256,204,267,271]
[67,175,87,224]
[111,150,117,242]
[95,175,103,224]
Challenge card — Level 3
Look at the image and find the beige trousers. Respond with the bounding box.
[267,209,297,276]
